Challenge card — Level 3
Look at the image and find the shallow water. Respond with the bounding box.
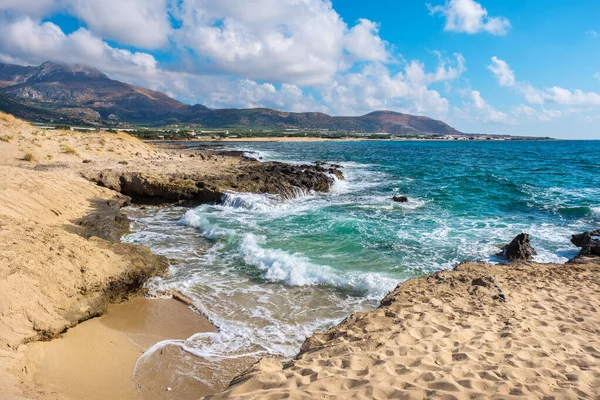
[124,140,600,388]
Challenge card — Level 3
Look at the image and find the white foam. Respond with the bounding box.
[240,234,397,298]
[179,210,232,239]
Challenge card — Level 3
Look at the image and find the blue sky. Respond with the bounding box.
[0,0,599,138]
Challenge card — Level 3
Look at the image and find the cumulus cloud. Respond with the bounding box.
[0,17,158,79]
[466,90,515,124]
[344,19,389,62]
[68,0,172,49]
[428,0,510,35]
[488,56,515,86]
[171,0,392,85]
[321,55,466,116]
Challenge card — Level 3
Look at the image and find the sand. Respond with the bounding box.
[27,297,215,400]
[210,261,600,399]
[0,112,214,399]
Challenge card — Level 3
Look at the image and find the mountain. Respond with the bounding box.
[0,61,463,135]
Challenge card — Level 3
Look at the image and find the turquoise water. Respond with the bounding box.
[125,140,600,388]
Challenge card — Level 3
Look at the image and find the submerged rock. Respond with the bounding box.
[498,233,537,261]
[392,196,409,203]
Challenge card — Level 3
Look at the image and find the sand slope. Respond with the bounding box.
[0,113,169,399]
[210,261,600,399]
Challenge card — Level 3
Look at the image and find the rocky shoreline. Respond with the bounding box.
[0,113,344,399]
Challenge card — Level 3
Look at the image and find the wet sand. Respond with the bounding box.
[26,298,216,400]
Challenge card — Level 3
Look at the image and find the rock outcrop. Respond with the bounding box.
[498,233,537,261]
[571,229,600,259]
[392,195,409,203]
[84,160,344,205]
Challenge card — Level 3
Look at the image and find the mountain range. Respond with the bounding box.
[0,61,463,135]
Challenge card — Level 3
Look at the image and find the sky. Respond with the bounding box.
[0,0,599,138]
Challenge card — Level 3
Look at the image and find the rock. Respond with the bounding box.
[571,229,600,247]
[392,196,409,203]
[498,233,537,261]
[83,159,344,205]
[571,229,600,259]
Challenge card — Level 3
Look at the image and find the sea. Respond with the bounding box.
[124,139,600,388]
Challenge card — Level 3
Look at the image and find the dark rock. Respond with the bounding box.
[570,229,600,259]
[498,233,537,261]
[83,160,344,205]
[571,229,600,247]
[392,196,409,203]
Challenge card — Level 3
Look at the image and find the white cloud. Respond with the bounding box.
[0,17,159,79]
[68,0,172,49]
[465,90,515,124]
[490,57,600,107]
[513,104,562,122]
[172,0,390,85]
[488,56,515,86]
[428,0,510,35]
[587,29,598,38]
[344,19,389,62]
[321,56,466,116]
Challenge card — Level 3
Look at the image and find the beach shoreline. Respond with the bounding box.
[24,297,216,400]
[0,112,341,400]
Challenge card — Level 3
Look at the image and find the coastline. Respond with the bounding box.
[0,112,342,399]
[1,112,599,400]
[147,136,552,144]
[210,260,600,399]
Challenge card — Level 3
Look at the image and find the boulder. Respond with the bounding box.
[571,229,600,259]
[498,233,537,261]
[392,196,409,203]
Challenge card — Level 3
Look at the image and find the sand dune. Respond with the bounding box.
[209,261,600,399]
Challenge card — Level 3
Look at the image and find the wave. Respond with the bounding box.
[179,210,233,239]
[558,206,595,217]
[221,192,288,212]
[240,234,397,298]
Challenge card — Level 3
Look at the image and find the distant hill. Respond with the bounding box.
[0,61,463,135]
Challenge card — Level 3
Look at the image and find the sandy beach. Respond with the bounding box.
[210,260,600,399]
[26,298,215,400]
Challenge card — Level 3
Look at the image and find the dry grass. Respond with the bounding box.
[61,145,78,155]
[0,135,13,143]
[22,152,34,162]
